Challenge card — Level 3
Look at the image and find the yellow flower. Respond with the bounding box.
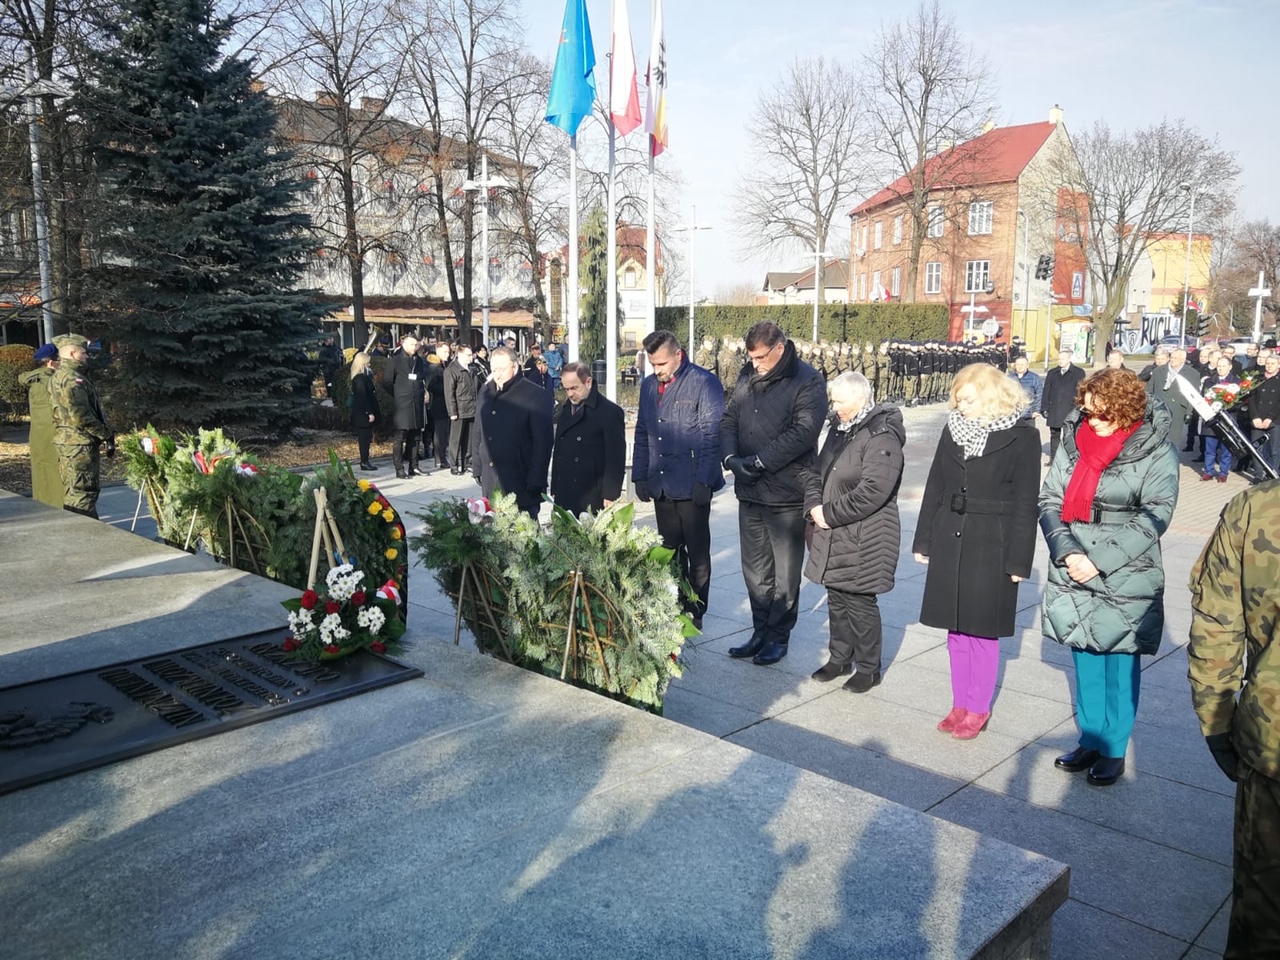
[390,528,402,540]
[367,501,381,515]
[384,548,398,560]
[381,508,395,522]
[358,479,371,491]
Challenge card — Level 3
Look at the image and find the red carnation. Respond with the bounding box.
[351,590,366,605]
[300,590,318,610]
[324,643,341,654]
[325,599,341,615]
[282,637,300,652]
[370,641,387,654]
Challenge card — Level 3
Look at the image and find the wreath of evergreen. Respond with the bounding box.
[411,494,696,712]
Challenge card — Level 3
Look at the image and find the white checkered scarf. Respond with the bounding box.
[947,408,1023,459]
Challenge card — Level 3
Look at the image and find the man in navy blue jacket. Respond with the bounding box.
[632,330,725,629]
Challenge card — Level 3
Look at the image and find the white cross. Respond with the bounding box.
[960,292,988,337]
[1248,271,1272,343]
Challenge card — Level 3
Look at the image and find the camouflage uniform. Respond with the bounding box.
[49,355,112,519]
[1188,480,1280,959]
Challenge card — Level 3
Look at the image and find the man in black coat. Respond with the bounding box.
[1041,347,1087,463]
[423,343,450,468]
[473,346,554,519]
[445,343,479,475]
[381,333,427,478]
[1248,352,1280,477]
[721,321,826,665]
[550,362,625,516]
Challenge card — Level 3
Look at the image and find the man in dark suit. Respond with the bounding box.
[444,343,478,475]
[474,346,554,519]
[550,362,625,517]
[1041,348,1087,464]
[381,332,427,478]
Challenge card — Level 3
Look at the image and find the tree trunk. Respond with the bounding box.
[341,152,368,344]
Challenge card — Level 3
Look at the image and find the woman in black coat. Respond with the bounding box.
[803,372,906,692]
[349,352,380,471]
[913,362,1040,740]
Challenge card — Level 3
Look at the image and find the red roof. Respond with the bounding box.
[850,122,1056,217]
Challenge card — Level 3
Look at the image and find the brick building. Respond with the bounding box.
[847,107,1086,349]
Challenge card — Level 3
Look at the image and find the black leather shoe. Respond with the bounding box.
[842,670,881,693]
[811,661,853,682]
[690,615,704,631]
[752,642,788,665]
[728,635,767,659]
[395,469,409,479]
[1087,756,1126,786]
[406,467,418,477]
[359,461,376,472]
[1054,747,1101,772]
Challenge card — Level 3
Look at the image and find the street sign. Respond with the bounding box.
[981,319,999,337]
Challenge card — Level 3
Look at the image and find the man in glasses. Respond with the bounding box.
[720,321,826,666]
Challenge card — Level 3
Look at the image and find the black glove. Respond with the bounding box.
[725,456,762,486]
[634,481,652,502]
[104,437,116,458]
[1205,732,1239,782]
[691,482,712,507]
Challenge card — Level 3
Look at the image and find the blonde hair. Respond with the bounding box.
[350,352,372,378]
[949,362,1027,420]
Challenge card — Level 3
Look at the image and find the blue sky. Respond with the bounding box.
[521,0,1278,296]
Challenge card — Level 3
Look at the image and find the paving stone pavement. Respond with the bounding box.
[92,398,1250,960]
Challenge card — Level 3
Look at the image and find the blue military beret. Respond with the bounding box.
[34,343,57,363]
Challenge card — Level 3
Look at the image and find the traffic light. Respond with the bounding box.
[1196,314,1212,337]
[1034,254,1055,281]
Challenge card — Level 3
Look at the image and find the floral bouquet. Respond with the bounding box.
[281,563,406,660]
[1205,369,1262,412]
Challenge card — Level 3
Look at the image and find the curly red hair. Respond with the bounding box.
[1075,368,1148,429]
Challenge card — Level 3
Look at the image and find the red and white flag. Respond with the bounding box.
[609,0,642,136]
[644,0,667,155]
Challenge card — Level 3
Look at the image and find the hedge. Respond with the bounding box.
[0,343,36,419]
[654,302,949,346]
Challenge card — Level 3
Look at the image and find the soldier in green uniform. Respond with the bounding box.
[1189,481,1280,958]
[19,343,64,508]
[48,334,114,519]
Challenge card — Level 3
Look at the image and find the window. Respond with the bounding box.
[871,271,881,298]
[859,224,868,252]
[893,216,903,245]
[965,260,991,294]
[968,201,993,235]
[873,222,883,249]
[925,262,942,294]
[927,206,944,238]
[624,266,638,289]
[892,267,901,298]
[858,273,866,300]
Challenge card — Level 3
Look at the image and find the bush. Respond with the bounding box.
[654,302,949,345]
[0,343,36,419]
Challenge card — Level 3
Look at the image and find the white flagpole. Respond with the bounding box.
[568,135,580,362]
[646,147,656,338]
[606,119,619,401]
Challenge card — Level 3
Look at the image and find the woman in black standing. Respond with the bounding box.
[350,352,380,472]
[913,362,1041,740]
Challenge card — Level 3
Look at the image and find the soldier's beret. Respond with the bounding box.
[34,343,57,362]
[52,334,90,348]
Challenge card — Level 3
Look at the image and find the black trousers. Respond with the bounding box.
[432,414,451,465]
[392,428,419,471]
[354,426,373,464]
[653,496,712,619]
[1226,763,1280,959]
[449,417,473,468]
[827,588,883,675]
[738,501,806,645]
[1048,427,1062,463]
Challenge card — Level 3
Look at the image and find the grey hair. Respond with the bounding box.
[1154,346,1171,357]
[829,371,873,409]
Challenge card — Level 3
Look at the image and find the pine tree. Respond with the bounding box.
[579,203,608,365]
[80,0,330,434]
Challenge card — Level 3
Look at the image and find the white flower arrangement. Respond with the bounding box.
[356,605,386,633]
[324,563,364,603]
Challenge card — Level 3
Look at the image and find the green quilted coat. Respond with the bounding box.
[1038,398,1180,655]
[18,365,64,508]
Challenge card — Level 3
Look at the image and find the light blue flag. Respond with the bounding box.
[545,0,596,136]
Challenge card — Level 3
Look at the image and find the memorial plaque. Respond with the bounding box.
[0,630,422,795]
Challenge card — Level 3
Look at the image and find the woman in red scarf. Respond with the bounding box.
[1039,368,1180,786]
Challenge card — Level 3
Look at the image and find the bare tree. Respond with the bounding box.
[1216,218,1280,329]
[734,56,866,305]
[1049,118,1239,347]
[256,0,409,343]
[862,0,996,301]
[712,280,761,306]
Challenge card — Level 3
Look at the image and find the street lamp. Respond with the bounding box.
[1,67,71,345]
[1016,208,1031,343]
[671,206,712,350]
[809,246,833,342]
[1179,183,1209,347]
[461,153,511,348]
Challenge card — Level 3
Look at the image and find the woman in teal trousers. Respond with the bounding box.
[1038,368,1180,786]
